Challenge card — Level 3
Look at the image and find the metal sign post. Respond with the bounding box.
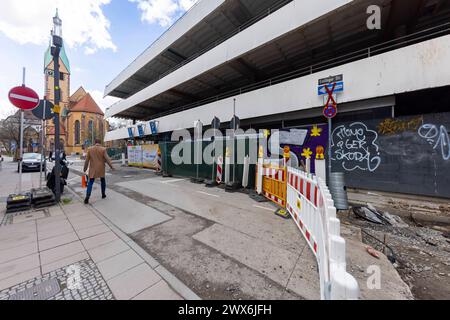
[192,120,204,184]
[319,75,344,182]
[205,117,221,187]
[19,110,24,193]
[8,68,40,194]
[33,98,53,189]
[19,68,26,193]
[226,99,240,192]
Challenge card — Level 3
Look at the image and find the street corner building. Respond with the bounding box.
[103,0,450,201]
[43,30,108,156]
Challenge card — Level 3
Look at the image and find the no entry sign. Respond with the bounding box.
[8,86,40,110]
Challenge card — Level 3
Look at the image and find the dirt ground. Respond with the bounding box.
[338,208,450,300]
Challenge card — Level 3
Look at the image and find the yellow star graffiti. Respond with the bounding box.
[301,148,313,159]
[311,125,322,137]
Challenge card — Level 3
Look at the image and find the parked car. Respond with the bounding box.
[18,153,46,172]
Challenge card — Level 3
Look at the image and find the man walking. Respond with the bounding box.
[83,139,114,204]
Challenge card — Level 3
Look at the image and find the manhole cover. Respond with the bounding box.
[9,278,61,300]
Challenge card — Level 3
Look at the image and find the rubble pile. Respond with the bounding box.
[339,204,450,300]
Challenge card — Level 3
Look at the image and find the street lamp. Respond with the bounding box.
[51,9,63,202]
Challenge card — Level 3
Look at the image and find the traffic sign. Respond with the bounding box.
[32,100,54,120]
[323,104,338,119]
[318,81,344,95]
[149,121,158,135]
[318,74,343,86]
[8,86,40,110]
[137,124,145,137]
[52,104,61,114]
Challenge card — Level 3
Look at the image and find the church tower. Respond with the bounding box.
[44,9,71,151]
[44,9,70,109]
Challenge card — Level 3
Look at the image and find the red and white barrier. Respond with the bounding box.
[286,167,359,300]
[156,150,162,173]
[216,156,223,184]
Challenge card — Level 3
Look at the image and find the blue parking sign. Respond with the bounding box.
[149,121,158,135]
[137,125,145,137]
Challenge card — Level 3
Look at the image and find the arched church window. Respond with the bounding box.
[75,120,81,145]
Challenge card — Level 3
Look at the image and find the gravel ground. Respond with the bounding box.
[338,208,450,300]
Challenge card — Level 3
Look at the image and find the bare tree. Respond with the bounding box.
[0,111,40,159]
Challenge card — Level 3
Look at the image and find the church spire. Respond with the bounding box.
[44,9,70,74]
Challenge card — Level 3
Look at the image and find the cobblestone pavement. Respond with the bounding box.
[0,259,114,300]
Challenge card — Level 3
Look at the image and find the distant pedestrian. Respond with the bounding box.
[49,151,53,162]
[0,155,3,170]
[83,139,114,204]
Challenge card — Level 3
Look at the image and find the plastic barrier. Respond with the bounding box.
[156,147,162,173]
[260,159,287,207]
[216,156,223,184]
[286,167,359,300]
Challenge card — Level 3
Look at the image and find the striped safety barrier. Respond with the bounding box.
[286,167,359,300]
[216,156,223,184]
[156,149,162,173]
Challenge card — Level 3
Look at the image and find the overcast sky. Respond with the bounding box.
[0,0,198,119]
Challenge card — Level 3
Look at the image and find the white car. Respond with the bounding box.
[18,153,46,172]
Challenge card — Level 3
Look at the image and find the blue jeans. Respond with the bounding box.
[86,177,106,199]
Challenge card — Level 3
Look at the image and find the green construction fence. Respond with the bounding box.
[159,137,258,189]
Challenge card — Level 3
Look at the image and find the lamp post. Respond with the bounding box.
[51,9,63,202]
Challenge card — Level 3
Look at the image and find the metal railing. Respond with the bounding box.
[153,0,294,83]
[147,22,450,120]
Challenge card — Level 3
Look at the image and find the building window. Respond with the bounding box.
[60,73,64,81]
[88,120,94,144]
[75,120,81,145]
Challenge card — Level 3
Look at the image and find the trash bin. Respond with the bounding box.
[328,172,349,210]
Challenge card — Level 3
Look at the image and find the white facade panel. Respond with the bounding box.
[105,0,226,96]
[106,0,353,118]
[105,35,450,142]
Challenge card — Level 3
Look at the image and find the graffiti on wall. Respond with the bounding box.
[331,122,381,172]
[377,117,423,135]
[418,124,450,161]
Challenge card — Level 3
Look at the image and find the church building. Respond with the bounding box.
[43,10,107,155]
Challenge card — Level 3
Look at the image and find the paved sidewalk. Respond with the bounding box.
[0,196,187,300]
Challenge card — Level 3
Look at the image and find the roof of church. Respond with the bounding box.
[70,93,104,116]
[70,87,87,103]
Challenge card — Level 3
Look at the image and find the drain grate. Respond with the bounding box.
[9,278,61,300]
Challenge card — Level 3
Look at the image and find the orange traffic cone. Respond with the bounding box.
[82,175,87,189]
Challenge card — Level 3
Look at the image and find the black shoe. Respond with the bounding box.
[102,195,107,199]
[84,198,89,204]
